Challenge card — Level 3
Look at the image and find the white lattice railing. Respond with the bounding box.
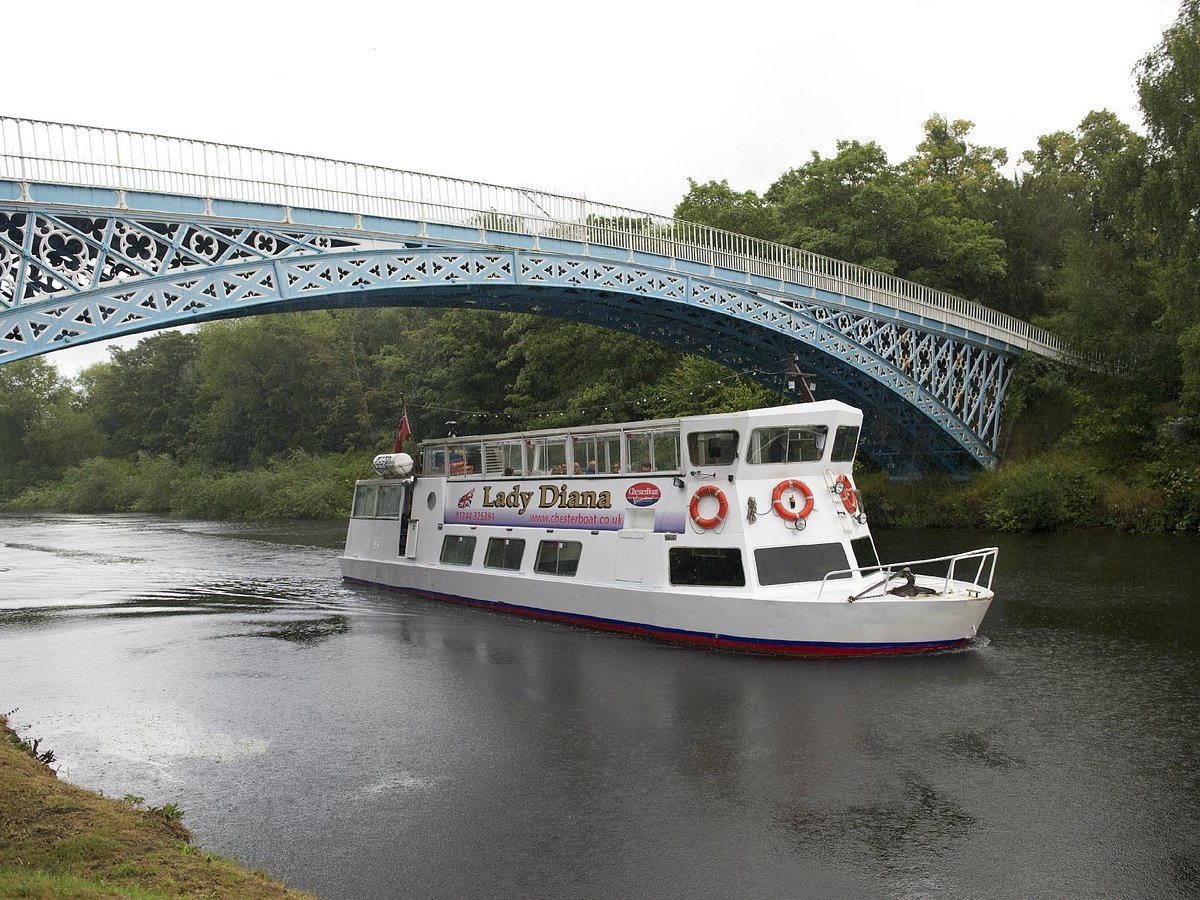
[0,117,1063,358]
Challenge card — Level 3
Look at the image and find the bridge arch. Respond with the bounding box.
[0,118,1065,474]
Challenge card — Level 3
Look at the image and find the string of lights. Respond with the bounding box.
[402,366,785,423]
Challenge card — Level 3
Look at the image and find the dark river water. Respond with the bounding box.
[1,513,1198,899]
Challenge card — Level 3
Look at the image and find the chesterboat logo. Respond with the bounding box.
[625,482,661,507]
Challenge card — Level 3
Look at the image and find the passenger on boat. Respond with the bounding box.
[586,459,597,474]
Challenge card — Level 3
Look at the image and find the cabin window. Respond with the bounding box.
[376,483,404,518]
[574,432,622,474]
[831,426,860,463]
[481,440,525,476]
[485,537,525,570]
[747,426,828,464]
[534,540,583,577]
[686,430,739,467]
[754,543,852,586]
[439,534,477,566]
[627,428,681,473]
[529,438,569,476]
[668,547,745,586]
[351,484,378,518]
[850,536,880,574]
[423,446,448,476]
[445,443,480,477]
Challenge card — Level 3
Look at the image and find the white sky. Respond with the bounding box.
[7,0,1181,375]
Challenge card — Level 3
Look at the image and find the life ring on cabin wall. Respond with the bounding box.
[771,479,814,522]
[689,484,729,529]
[836,474,858,514]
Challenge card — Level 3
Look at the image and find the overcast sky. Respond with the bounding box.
[7,0,1182,375]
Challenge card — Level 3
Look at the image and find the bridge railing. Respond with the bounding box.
[0,117,1063,358]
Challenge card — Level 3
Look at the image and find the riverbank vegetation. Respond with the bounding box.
[2,4,1199,533]
[0,714,313,898]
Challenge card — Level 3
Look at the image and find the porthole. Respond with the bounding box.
[426,491,436,510]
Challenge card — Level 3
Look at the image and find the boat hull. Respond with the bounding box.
[339,556,990,658]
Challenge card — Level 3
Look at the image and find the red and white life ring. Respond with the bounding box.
[771,479,814,522]
[836,474,858,514]
[689,484,729,529]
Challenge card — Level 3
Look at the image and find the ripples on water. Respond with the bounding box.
[2,513,1199,899]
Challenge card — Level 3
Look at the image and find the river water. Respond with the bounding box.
[1,513,1197,899]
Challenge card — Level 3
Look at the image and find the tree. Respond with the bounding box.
[768,140,915,274]
[0,357,104,498]
[1137,0,1200,334]
[80,330,202,458]
[674,179,780,241]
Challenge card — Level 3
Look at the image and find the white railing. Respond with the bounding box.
[0,117,1063,358]
[819,547,999,602]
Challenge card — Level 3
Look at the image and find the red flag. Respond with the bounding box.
[393,408,411,453]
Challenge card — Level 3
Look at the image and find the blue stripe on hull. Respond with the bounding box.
[342,577,969,658]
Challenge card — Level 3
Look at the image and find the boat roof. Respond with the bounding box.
[418,400,860,447]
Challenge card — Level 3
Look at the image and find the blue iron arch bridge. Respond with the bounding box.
[0,118,1065,474]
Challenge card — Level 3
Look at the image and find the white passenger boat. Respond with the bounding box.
[339,401,996,656]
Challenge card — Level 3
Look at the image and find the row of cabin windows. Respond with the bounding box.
[436,535,880,586]
[423,424,860,478]
[439,535,581,577]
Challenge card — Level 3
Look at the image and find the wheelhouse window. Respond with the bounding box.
[351,484,378,518]
[439,534,477,566]
[831,426,860,463]
[686,430,739,467]
[534,540,582,577]
[668,547,746,586]
[747,426,828,464]
[485,537,525,570]
[754,543,852,586]
[376,483,404,518]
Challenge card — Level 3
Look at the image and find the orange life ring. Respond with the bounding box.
[836,474,858,514]
[771,479,814,521]
[689,484,729,529]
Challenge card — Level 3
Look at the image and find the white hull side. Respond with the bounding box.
[339,555,991,653]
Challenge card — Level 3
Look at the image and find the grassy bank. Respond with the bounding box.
[0,714,314,899]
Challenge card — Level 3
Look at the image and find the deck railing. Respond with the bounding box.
[0,117,1063,358]
[819,547,999,602]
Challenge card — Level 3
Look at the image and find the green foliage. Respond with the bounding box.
[674,179,779,240]
[981,457,1103,532]
[0,358,105,497]
[80,331,201,458]
[150,802,184,822]
[1138,459,1200,532]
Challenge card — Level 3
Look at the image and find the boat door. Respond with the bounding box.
[614,532,650,583]
[397,484,414,556]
